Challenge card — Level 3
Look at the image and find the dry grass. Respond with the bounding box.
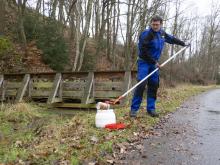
[0,85,218,164]
[1,103,40,123]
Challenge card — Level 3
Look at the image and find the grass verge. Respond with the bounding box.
[0,85,218,164]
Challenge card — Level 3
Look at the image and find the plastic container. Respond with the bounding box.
[95,109,116,128]
[96,102,110,110]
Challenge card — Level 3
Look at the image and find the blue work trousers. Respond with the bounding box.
[131,59,159,112]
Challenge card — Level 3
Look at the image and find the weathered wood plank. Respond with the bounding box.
[0,75,4,101]
[5,89,17,96]
[1,80,6,101]
[15,74,30,103]
[52,103,96,109]
[0,75,3,87]
[6,82,22,89]
[2,70,137,76]
[82,72,94,104]
[62,91,83,98]
[53,98,62,103]
[52,103,123,109]
[62,73,88,80]
[47,73,62,104]
[28,79,33,97]
[94,91,121,98]
[32,91,83,98]
[94,72,124,80]
[32,82,53,89]
[62,82,85,90]
[31,90,51,97]
[86,98,95,104]
[58,79,63,100]
[95,81,122,91]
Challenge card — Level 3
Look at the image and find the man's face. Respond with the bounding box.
[151,21,162,32]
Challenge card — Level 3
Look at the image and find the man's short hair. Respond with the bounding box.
[151,15,163,24]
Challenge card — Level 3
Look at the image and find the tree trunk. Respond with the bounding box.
[0,0,5,35]
[58,0,64,23]
[17,0,27,49]
[42,0,45,21]
[111,0,120,70]
[50,0,58,19]
[63,0,77,25]
[139,0,148,33]
[124,0,132,71]
[77,0,93,71]
[94,0,113,70]
[94,0,100,39]
[72,2,80,71]
[169,0,179,85]
[35,0,42,13]
[106,0,113,61]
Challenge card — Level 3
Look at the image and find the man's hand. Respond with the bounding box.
[184,42,191,47]
[156,62,161,69]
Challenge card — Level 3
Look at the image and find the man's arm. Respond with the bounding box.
[140,31,157,64]
[164,32,185,46]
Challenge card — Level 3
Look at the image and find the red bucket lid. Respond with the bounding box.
[105,123,126,130]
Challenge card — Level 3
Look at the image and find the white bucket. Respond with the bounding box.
[95,109,116,128]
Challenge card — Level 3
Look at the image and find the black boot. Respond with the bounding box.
[148,111,159,117]
[130,111,137,118]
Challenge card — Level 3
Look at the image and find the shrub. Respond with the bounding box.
[0,36,13,57]
[36,20,69,71]
[24,13,69,71]
[23,12,42,41]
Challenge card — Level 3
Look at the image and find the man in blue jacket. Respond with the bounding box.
[130,15,186,118]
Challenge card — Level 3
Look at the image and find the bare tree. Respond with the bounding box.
[58,0,64,22]
[0,0,5,35]
[50,0,58,19]
[111,0,120,70]
[77,0,93,71]
[94,0,100,39]
[35,0,42,13]
[169,0,181,85]
[94,0,113,69]
[72,1,80,71]
[17,0,27,49]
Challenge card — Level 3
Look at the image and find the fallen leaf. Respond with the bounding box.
[90,136,99,143]
[106,159,114,164]
[88,162,96,165]
[120,147,125,154]
[15,140,22,147]
[136,144,144,150]
[133,132,138,136]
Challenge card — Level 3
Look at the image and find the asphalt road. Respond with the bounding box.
[124,89,220,165]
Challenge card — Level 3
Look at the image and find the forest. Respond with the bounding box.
[0,0,220,85]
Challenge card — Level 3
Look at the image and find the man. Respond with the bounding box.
[130,15,187,118]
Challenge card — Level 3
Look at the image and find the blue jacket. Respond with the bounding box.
[138,27,185,64]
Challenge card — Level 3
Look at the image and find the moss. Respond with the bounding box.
[100,141,113,153]
[71,156,80,165]
[0,36,13,57]
[0,147,28,163]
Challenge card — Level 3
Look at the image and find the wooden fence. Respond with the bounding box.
[0,71,137,108]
